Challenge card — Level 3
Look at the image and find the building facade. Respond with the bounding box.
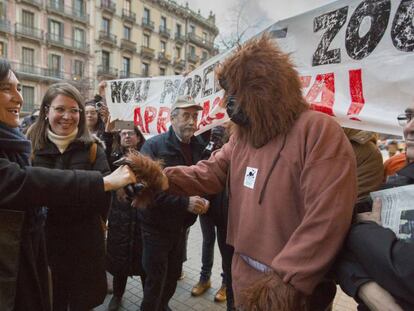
[94,0,218,80]
[0,0,218,114]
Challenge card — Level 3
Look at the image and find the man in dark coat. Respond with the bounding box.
[139,95,209,311]
[336,104,414,310]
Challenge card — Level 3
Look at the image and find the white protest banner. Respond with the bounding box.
[106,0,414,137]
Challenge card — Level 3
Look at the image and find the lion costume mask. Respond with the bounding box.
[217,35,308,148]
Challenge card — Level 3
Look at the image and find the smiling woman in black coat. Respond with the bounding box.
[0,59,135,311]
[27,82,112,311]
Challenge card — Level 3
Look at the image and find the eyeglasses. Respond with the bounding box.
[397,113,413,127]
[50,106,82,116]
[120,131,137,137]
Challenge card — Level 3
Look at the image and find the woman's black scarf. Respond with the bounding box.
[0,121,32,166]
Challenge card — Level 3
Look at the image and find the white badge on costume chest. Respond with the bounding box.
[244,167,258,189]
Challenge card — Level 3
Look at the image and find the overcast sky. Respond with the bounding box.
[178,0,337,45]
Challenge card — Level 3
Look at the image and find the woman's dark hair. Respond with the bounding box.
[85,95,105,135]
[0,58,16,81]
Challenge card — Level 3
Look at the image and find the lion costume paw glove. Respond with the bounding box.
[115,150,168,208]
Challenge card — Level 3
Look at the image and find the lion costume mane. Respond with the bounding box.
[217,35,308,148]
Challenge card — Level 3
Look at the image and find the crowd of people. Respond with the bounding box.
[0,34,413,311]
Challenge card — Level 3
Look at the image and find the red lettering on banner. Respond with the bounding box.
[133,107,146,133]
[198,96,226,129]
[305,73,335,116]
[144,106,157,133]
[300,76,312,88]
[347,69,365,121]
[201,100,210,121]
[212,97,225,119]
[157,107,170,134]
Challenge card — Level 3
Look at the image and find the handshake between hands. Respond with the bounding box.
[188,196,209,215]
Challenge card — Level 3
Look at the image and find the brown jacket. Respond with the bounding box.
[165,110,357,296]
[343,128,383,200]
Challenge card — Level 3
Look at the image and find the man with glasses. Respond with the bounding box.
[337,106,414,310]
[138,95,209,311]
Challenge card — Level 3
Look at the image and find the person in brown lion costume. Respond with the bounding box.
[162,35,357,310]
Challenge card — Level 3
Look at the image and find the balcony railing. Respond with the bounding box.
[141,46,155,59]
[120,38,137,53]
[175,33,186,44]
[158,52,171,64]
[46,33,89,54]
[46,1,88,23]
[11,62,91,85]
[159,26,170,38]
[119,71,141,79]
[99,30,117,45]
[141,18,154,31]
[17,0,43,9]
[97,65,118,78]
[122,9,136,23]
[173,58,185,68]
[187,53,199,64]
[101,0,116,14]
[15,23,44,41]
[0,19,11,34]
[187,32,214,50]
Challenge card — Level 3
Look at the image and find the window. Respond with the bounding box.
[22,47,34,66]
[50,0,63,9]
[143,8,150,22]
[160,41,166,53]
[160,16,166,30]
[202,51,208,62]
[22,47,35,74]
[190,25,195,34]
[141,62,149,77]
[123,57,130,75]
[73,28,85,48]
[189,45,195,56]
[73,60,83,79]
[22,10,34,28]
[124,0,131,12]
[0,2,6,18]
[175,46,181,59]
[49,54,61,78]
[102,51,110,69]
[176,24,181,36]
[74,0,84,16]
[143,34,150,47]
[49,20,62,41]
[124,26,131,40]
[102,18,110,34]
[22,86,35,113]
[159,67,165,76]
[0,42,6,58]
[202,32,208,43]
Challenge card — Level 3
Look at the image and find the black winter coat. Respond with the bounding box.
[336,162,414,310]
[0,124,107,311]
[32,138,111,309]
[139,126,206,233]
[106,149,145,277]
